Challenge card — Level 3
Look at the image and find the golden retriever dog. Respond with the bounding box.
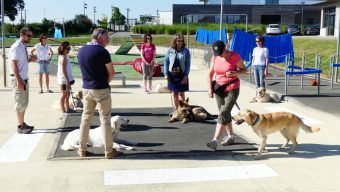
[169,98,216,123]
[233,109,320,159]
[250,87,280,103]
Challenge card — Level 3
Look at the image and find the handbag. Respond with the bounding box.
[212,78,239,97]
[212,80,228,97]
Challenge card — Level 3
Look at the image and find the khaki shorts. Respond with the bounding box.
[10,77,29,112]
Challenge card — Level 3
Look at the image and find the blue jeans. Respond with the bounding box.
[253,65,266,88]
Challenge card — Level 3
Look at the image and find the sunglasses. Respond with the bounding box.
[177,40,183,43]
[25,34,32,38]
[65,47,71,51]
[256,40,262,42]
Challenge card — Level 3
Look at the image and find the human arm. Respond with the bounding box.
[207,61,215,98]
[152,45,156,65]
[182,48,191,84]
[106,62,115,83]
[264,48,269,77]
[11,60,25,90]
[48,46,54,61]
[164,48,170,80]
[225,59,247,77]
[61,56,71,89]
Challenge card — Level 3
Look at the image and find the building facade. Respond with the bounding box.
[318,0,340,37]
[173,4,321,26]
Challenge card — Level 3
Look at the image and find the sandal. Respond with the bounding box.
[39,90,43,94]
[48,90,54,93]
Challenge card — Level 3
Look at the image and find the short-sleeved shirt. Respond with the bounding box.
[8,41,29,80]
[211,51,241,92]
[252,47,268,66]
[141,43,156,64]
[34,43,51,61]
[78,44,112,89]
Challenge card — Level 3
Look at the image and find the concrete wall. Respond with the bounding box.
[159,11,173,25]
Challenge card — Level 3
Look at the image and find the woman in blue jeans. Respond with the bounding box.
[252,35,269,92]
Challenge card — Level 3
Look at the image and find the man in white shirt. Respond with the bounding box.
[9,27,37,134]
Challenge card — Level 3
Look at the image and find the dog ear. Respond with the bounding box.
[243,110,253,125]
[179,100,184,107]
[186,97,189,103]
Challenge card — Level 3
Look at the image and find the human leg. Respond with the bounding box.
[141,62,148,91]
[93,88,115,155]
[148,64,154,91]
[253,65,261,89]
[172,92,179,109]
[60,84,68,112]
[258,66,266,88]
[45,61,52,92]
[78,89,97,155]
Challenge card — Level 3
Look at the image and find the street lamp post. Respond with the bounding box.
[93,6,96,25]
[301,1,305,32]
[1,0,6,87]
[219,0,224,40]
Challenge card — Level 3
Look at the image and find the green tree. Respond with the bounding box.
[111,7,126,25]
[97,16,109,29]
[1,0,25,21]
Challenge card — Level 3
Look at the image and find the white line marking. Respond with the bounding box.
[264,106,323,125]
[0,131,44,163]
[104,164,278,185]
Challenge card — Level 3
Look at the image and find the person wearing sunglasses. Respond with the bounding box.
[164,33,191,113]
[252,35,269,93]
[8,27,37,134]
[31,34,54,94]
[140,33,156,92]
[57,41,74,114]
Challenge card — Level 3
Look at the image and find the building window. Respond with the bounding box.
[265,0,279,5]
[223,0,231,5]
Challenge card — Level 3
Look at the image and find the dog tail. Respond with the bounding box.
[300,122,320,133]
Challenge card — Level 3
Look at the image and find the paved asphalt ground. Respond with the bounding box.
[0,46,340,191]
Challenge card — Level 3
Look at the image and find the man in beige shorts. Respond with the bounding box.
[9,27,37,134]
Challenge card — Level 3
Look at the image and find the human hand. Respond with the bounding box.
[181,76,188,84]
[226,71,236,77]
[208,90,214,98]
[17,80,25,90]
[29,55,37,62]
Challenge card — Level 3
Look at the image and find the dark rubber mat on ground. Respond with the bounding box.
[49,107,256,160]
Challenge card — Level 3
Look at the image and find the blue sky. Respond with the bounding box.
[6,0,198,23]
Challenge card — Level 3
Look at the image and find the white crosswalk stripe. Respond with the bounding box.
[104,164,278,185]
[0,131,46,163]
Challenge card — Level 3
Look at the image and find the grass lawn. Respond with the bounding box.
[51,54,165,79]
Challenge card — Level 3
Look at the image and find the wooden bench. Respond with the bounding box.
[114,72,126,87]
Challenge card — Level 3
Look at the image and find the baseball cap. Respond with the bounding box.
[212,40,226,56]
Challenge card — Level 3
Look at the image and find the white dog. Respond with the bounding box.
[61,115,135,151]
[250,87,280,103]
[153,82,171,93]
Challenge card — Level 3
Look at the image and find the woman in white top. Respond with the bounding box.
[31,34,53,93]
[252,35,269,90]
[57,41,74,113]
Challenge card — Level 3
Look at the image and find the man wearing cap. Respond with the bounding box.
[9,27,37,134]
[77,28,121,158]
[206,40,247,151]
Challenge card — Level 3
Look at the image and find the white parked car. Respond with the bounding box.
[266,24,281,35]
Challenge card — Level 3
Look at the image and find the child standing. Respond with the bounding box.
[140,33,156,92]
[57,41,74,114]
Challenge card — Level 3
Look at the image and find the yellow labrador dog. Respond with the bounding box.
[233,109,320,159]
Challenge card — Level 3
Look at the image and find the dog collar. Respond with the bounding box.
[251,115,260,126]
